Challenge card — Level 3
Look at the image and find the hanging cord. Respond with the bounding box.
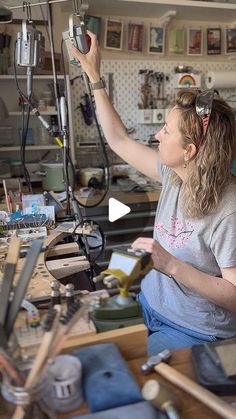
[13,41,33,193]
[73,219,105,289]
[60,39,111,208]
[45,0,62,132]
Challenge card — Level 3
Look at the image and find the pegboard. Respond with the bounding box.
[69,59,236,159]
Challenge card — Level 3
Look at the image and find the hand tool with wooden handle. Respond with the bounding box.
[0,236,21,327]
[141,350,236,419]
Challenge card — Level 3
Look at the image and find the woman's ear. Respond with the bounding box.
[184,143,197,160]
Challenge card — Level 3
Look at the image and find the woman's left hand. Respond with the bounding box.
[132,237,174,275]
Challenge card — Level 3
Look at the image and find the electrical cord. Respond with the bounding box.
[76,69,111,208]
[72,219,105,289]
[13,41,33,193]
[60,39,111,208]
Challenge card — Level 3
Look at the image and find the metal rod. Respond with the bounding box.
[9,0,70,10]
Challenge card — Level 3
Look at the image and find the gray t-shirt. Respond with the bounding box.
[141,163,236,338]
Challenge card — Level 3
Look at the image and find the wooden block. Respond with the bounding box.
[215,343,236,377]
[47,242,79,257]
[46,256,90,279]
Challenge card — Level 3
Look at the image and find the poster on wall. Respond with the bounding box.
[168,28,185,54]
[225,28,236,54]
[104,19,123,50]
[187,28,203,55]
[128,23,143,52]
[207,28,221,55]
[148,25,165,54]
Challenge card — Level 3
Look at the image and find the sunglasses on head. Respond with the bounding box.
[195,89,218,143]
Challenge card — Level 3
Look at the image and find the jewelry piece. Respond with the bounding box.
[90,77,106,90]
[183,159,188,168]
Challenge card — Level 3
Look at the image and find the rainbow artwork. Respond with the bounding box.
[175,73,201,88]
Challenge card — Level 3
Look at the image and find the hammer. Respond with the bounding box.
[141,350,236,419]
[142,379,181,419]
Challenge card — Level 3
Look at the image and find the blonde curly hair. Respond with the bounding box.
[172,89,236,218]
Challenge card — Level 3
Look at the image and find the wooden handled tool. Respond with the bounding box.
[154,362,236,419]
[0,236,21,327]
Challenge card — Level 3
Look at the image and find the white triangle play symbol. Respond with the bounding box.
[108,197,131,222]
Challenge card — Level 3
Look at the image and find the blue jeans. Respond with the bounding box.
[138,292,221,356]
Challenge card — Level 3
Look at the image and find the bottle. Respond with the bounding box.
[38,124,50,145]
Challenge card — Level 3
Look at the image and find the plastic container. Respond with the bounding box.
[79,167,103,187]
[0,160,11,178]
[10,161,24,177]
[38,125,50,145]
[39,162,73,192]
[0,126,14,146]
[50,355,83,412]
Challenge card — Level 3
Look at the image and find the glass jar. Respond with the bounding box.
[1,359,55,418]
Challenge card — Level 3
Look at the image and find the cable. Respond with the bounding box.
[60,38,111,208]
[45,0,62,133]
[77,69,111,208]
[72,219,105,289]
[13,41,33,193]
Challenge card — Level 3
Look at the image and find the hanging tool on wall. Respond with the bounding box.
[77,92,93,125]
[152,71,165,107]
[138,69,153,109]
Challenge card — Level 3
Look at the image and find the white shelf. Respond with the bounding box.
[0,74,76,164]
[0,75,66,80]
[87,0,236,21]
[0,145,59,151]
[9,111,58,116]
[118,0,236,8]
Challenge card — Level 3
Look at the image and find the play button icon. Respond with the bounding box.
[108,197,131,222]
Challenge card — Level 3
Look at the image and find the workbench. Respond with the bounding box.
[0,325,236,418]
[0,188,161,299]
[58,324,236,419]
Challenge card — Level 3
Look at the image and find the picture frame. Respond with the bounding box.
[148,25,165,54]
[84,15,101,40]
[187,28,203,55]
[104,19,123,50]
[225,28,236,54]
[207,28,221,55]
[168,28,185,54]
[128,23,143,52]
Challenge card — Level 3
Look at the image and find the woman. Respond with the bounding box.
[71,32,236,355]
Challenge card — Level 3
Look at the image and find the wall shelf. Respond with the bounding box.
[0,145,59,152]
[9,111,58,116]
[0,74,75,164]
[85,0,236,22]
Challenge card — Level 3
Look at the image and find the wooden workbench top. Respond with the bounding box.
[58,325,236,419]
[0,325,235,418]
[0,187,161,212]
[74,188,161,207]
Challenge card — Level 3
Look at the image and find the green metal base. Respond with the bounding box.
[90,295,144,332]
[90,312,144,332]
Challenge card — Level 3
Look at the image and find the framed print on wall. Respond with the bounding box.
[225,28,236,54]
[148,25,165,54]
[104,18,123,50]
[128,23,143,52]
[168,28,185,54]
[207,28,221,55]
[187,28,203,55]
